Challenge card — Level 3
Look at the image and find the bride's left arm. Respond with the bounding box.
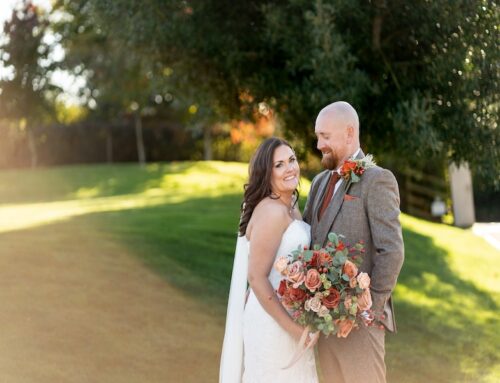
[247,205,305,342]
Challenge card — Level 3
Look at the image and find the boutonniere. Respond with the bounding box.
[339,154,376,190]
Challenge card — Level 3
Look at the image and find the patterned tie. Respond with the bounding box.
[318,172,341,221]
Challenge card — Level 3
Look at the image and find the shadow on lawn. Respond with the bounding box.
[386,228,499,383]
[2,192,498,382]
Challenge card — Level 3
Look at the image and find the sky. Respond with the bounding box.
[0,0,84,105]
[0,0,52,25]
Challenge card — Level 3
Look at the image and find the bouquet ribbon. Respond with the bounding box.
[282,328,319,369]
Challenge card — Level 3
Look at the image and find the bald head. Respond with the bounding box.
[315,101,361,170]
[317,101,359,137]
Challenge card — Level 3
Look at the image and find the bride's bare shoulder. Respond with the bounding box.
[247,198,289,238]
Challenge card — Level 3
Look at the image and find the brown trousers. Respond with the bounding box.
[318,325,386,383]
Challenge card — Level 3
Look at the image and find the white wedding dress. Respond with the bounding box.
[220,220,318,383]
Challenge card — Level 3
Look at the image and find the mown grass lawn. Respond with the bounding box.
[1,161,499,383]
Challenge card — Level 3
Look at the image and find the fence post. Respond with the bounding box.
[449,163,475,228]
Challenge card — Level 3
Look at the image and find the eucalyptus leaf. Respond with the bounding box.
[328,232,339,246]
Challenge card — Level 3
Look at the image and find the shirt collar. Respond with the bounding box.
[333,147,361,174]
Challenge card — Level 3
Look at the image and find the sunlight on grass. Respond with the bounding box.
[1,161,498,382]
[0,161,312,234]
[400,214,500,294]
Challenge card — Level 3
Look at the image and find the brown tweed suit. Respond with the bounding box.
[303,150,404,383]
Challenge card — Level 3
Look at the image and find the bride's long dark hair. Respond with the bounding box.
[238,137,299,237]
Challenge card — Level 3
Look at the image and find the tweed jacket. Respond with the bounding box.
[303,151,404,332]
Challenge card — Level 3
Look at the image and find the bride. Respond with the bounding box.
[220,137,318,382]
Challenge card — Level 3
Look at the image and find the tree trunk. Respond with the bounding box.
[27,128,37,168]
[106,126,113,164]
[203,126,213,161]
[372,0,387,51]
[134,111,146,166]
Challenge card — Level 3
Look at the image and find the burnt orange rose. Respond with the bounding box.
[343,260,358,279]
[309,252,321,268]
[336,241,345,251]
[322,288,341,309]
[279,286,293,309]
[340,160,357,177]
[336,319,355,338]
[305,269,322,292]
[277,279,288,297]
[319,251,332,266]
[289,287,307,302]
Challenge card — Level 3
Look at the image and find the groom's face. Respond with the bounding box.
[315,117,348,170]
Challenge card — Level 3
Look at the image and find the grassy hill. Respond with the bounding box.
[1,161,499,382]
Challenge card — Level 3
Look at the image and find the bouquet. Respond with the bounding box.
[274,232,374,340]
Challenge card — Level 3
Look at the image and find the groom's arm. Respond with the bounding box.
[366,169,404,317]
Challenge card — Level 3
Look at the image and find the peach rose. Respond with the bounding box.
[357,272,371,289]
[287,261,305,287]
[349,277,357,288]
[343,260,358,279]
[344,295,353,310]
[357,289,372,311]
[305,269,322,292]
[274,256,289,275]
[322,288,341,309]
[336,319,355,338]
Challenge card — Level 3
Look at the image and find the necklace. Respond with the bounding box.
[279,196,294,216]
[270,191,294,215]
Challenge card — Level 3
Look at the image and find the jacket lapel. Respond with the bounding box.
[316,180,347,246]
[315,149,366,246]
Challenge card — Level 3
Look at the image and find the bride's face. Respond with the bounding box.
[270,145,300,194]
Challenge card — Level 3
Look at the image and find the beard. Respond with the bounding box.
[321,151,341,170]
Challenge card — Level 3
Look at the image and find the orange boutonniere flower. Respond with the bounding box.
[339,154,376,190]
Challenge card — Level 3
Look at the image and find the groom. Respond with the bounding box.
[303,101,404,383]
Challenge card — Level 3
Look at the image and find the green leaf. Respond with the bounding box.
[342,273,350,281]
[328,232,339,246]
[303,250,314,261]
[351,173,360,183]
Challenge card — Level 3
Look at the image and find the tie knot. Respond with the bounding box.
[331,172,341,183]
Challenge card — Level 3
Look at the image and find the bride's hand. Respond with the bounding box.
[291,324,319,347]
[305,330,320,348]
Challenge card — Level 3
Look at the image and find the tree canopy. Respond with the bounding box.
[2,1,498,184]
[70,0,498,183]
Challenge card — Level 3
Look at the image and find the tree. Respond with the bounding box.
[0,1,55,167]
[52,0,171,166]
[54,0,499,184]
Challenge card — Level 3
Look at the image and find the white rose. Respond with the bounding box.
[309,297,321,312]
[274,256,289,275]
[318,305,330,318]
[357,272,371,289]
